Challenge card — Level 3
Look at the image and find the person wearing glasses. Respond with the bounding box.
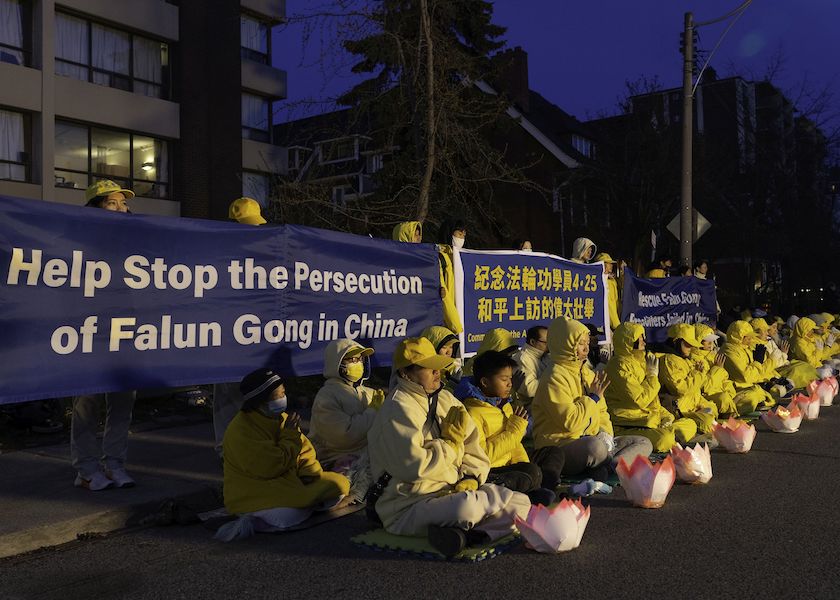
[511,325,549,408]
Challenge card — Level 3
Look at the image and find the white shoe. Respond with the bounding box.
[75,471,115,491]
[105,467,136,488]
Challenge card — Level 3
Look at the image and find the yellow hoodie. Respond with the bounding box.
[659,333,719,433]
[532,317,612,449]
[463,328,519,376]
[690,323,739,415]
[721,320,776,412]
[392,221,422,242]
[605,323,671,428]
[223,411,349,514]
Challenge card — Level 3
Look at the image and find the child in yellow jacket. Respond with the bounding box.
[218,369,349,540]
[454,351,556,503]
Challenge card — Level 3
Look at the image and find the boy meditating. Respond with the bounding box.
[453,351,557,505]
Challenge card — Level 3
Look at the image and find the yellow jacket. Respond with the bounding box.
[604,323,673,428]
[308,339,379,465]
[691,324,737,396]
[437,245,463,334]
[392,221,421,242]
[790,317,830,366]
[645,268,668,278]
[367,378,489,531]
[223,411,349,514]
[463,328,519,376]
[533,317,612,450]
[722,320,778,388]
[659,350,717,415]
[606,277,620,330]
[462,397,529,467]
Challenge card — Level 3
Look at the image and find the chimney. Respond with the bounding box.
[497,46,529,113]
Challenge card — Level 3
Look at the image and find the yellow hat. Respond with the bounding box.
[345,346,374,359]
[229,197,267,225]
[393,337,454,370]
[594,252,616,263]
[85,179,135,203]
[667,323,702,348]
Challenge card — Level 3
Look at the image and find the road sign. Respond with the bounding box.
[667,209,710,242]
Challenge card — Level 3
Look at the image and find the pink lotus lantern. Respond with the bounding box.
[514,498,590,553]
[712,417,756,453]
[812,379,835,407]
[615,454,676,509]
[761,405,802,433]
[826,376,838,398]
[669,443,713,484]
[789,394,820,420]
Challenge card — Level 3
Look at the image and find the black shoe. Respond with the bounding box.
[464,528,491,547]
[527,487,556,506]
[427,525,466,558]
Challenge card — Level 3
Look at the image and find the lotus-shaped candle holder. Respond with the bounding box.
[615,454,676,509]
[812,378,835,407]
[761,405,802,433]
[789,394,820,420]
[514,498,590,553]
[669,443,713,484]
[712,417,756,453]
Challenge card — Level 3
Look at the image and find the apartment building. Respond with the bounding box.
[0,0,287,218]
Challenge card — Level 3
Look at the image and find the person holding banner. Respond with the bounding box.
[367,338,530,558]
[531,317,652,480]
[690,324,740,417]
[594,253,620,331]
[721,321,780,414]
[659,324,720,437]
[210,197,270,457]
[219,369,350,539]
[308,339,384,501]
[570,237,597,264]
[392,221,463,335]
[604,323,697,452]
[71,180,137,491]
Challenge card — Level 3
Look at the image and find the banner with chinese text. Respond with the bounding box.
[454,250,609,355]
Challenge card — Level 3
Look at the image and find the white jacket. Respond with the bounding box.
[367,377,489,530]
[512,343,548,404]
[308,339,378,466]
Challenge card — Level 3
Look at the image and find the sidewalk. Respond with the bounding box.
[0,421,223,559]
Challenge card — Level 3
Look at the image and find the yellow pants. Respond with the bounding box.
[778,360,818,390]
[733,386,773,414]
[705,390,738,415]
[615,418,697,452]
[683,410,717,434]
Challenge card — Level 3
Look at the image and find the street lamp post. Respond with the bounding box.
[680,12,694,269]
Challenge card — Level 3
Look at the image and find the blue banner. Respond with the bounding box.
[621,269,718,343]
[455,250,609,355]
[0,196,442,404]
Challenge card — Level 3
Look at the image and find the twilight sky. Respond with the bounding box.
[272,0,839,136]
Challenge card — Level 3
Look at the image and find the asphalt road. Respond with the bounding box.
[3,405,839,600]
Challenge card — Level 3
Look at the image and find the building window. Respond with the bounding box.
[55,12,171,99]
[240,14,269,64]
[571,135,595,159]
[54,120,171,199]
[0,0,30,66]
[242,93,271,142]
[242,171,270,205]
[0,108,29,181]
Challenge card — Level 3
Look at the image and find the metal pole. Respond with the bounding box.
[680,12,694,269]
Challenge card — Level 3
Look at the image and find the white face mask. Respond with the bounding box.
[451,236,465,250]
[265,395,288,415]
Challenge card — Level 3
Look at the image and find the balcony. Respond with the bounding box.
[241,60,287,100]
[240,0,286,24]
[58,0,179,41]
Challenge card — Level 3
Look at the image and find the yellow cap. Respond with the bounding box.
[667,323,702,348]
[229,197,267,225]
[393,337,454,370]
[345,346,374,359]
[594,252,616,263]
[85,180,135,203]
